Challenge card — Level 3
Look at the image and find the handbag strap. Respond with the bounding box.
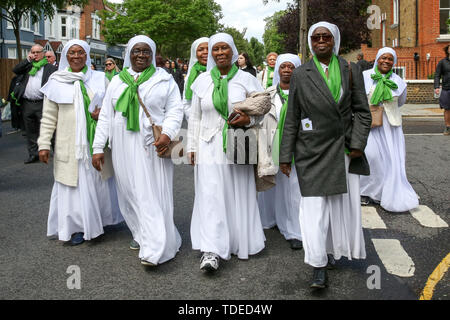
[135,83,154,126]
[348,61,352,91]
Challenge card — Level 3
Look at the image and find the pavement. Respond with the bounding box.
[401,104,444,118]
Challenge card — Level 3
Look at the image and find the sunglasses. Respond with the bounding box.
[105,63,114,66]
[310,34,333,42]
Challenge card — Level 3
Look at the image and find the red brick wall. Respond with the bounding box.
[79,0,105,41]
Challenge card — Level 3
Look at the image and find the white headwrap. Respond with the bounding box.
[188,37,209,73]
[272,53,302,87]
[363,47,406,97]
[58,39,92,71]
[308,21,341,56]
[206,33,239,71]
[123,35,157,69]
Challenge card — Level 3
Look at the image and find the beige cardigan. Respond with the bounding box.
[38,96,112,187]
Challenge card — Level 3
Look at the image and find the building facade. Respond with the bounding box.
[362,0,449,80]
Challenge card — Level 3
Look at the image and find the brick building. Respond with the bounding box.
[362,0,449,80]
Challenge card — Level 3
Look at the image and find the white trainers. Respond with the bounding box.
[141,259,156,267]
[200,252,219,271]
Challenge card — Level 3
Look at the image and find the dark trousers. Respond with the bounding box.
[22,99,43,157]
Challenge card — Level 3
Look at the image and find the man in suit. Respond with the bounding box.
[44,50,58,67]
[279,22,371,289]
[12,44,57,163]
[356,52,371,71]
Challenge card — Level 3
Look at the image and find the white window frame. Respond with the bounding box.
[393,66,406,79]
[60,15,68,39]
[21,13,31,30]
[393,0,399,25]
[70,17,79,39]
[440,1,450,36]
[8,48,17,59]
[91,13,101,40]
[48,18,55,38]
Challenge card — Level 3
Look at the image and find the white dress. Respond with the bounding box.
[187,70,266,260]
[93,68,183,264]
[360,85,419,212]
[257,91,302,241]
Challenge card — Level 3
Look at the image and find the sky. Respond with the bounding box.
[108,0,292,43]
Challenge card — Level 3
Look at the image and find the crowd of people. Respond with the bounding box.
[4,19,436,291]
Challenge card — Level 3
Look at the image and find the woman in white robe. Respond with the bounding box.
[38,40,123,246]
[92,35,183,266]
[183,37,209,121]
[187,33,266,272]
[360,47,419,212]
[257,53,303,250]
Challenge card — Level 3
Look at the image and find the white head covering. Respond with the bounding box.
[363,47,406,97]
[206,33,239,71]
[272,53,302,87]
[188,37,209,73]
[58,39,91,71]
[123,35,157,69]
[308,21,341,56]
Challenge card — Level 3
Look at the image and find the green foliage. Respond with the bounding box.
[247,37,265,67]
[262,10,286,56]
[0,0,89,60]
[101,0,223,59]
[220,26,249,54]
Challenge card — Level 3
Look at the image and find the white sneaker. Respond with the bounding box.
[200,252,219,271]
[141,259,156,267]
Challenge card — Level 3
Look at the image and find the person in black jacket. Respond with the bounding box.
[434,45,450,135]
[356,53,371,71]
[174,63,188,95]
[12,44,57,163]
[236,52,256,77]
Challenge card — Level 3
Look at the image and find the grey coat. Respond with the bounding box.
[279,56,371,197]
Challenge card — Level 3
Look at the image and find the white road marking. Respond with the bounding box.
[372,239,415,277]
[404,134,442,136]
[410,205,448,228]
[361,206,387,229]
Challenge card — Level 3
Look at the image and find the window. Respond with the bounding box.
[8,48,17,59]
[48,18,55,37]
[21,14,31,30]
[92,14,101,39]
[34,21,40,34]
[7,20,13,29]
[70,18,79,39]
[393,66,406,79]
[440,0,450,34]
[61,16,67,38]
[393,0,399,25]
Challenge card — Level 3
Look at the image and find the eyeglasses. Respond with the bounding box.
[31,50,43,54]
[105,63,114,66]
[67,51,86,57]
[310,34,333,42]
[131,49,151,56]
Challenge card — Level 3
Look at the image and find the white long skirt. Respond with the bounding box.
[360,112,419,212]
[300,155,366,268]
[190,133,266,260]
[111,113,181,265]
[47,160,123,241]
[257,167,302,241]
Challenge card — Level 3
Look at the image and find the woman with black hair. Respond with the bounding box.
[236,52,256,77]
[434,44,450,135]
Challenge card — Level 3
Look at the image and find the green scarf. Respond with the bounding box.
[210,64,239,153]
[105,70,118,81]
[313,54,341,103]
[115,66,156,132]
[29,58,48,76]
[370,66,398,105]
[185,62,206,100]
[272,86,289,165]
[266,66,275,88]
[69,66,96,155]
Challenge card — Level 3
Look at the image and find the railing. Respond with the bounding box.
[394,57,441,80]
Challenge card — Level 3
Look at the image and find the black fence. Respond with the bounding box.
[394,57,441,80]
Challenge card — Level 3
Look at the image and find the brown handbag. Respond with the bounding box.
[136,88,183,159]
[370,105,384,128]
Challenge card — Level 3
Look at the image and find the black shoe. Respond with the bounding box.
[360,196,370,205]
[327,254,336,270]
[70,232,85,246]
[24,155,39,164]
[310,267,328,289]
[288,239,303,250]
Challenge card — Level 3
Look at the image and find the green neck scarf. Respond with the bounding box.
[29,58,48,76]
[266,66,275,88]
[105,70,118,81]
[115,66,156,132]
[370,66,398,105]
[185,62,206,100]
[313,54,341,103]
[210,64,239,153]
[69,66,96,155]
[272,86,290,164]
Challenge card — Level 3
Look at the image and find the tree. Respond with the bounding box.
[0,0,89,60]
[247,37,265,67]
[101,0,223,59]
[278,0,371,58]
[262,10,286,56]
[221,26,249,54]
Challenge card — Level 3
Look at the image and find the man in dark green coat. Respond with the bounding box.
[279,22,371,290]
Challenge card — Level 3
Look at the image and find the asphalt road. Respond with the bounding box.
[0,119,448,303]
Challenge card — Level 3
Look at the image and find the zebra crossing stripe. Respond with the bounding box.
[410,205,448,228]
[361,206,387,229]
[372,239,415,277]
